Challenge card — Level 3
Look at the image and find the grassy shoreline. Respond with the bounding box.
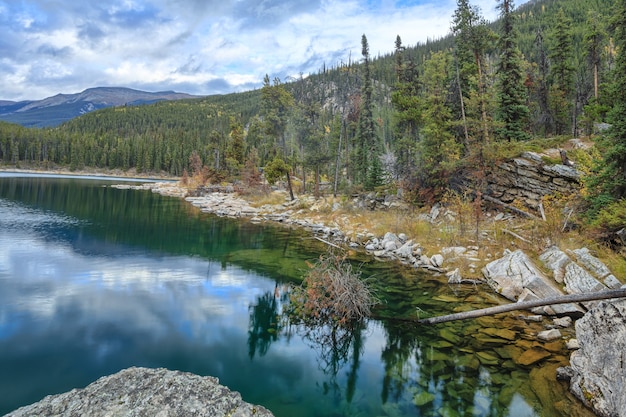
[2,164,624,280]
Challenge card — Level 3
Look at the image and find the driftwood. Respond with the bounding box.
[314,236,343,250]
[502,228,531,243]
[482,194,540,220]
[417,288,626,325]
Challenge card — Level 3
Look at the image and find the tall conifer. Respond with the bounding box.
[595,0,626,199]
[355,34,380,189]
[496,0,530,141]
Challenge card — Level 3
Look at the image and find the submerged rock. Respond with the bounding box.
[516,347,551,366]
[6,367,274,417]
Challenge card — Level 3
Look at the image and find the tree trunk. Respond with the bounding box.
[286,171,295,201]
[594,62,599,100]
[334,119,344,198]
[455,55,470,153]
[417,288,626,325]
[314,166,320,198]
[476,54,490,144]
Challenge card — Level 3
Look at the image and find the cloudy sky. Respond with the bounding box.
[0,0,499,102]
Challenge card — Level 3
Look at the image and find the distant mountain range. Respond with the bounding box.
[0,87,201,128]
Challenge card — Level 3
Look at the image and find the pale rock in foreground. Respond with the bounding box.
[6,367,274,417]
[482,249,582,315]
[558,299,626,417]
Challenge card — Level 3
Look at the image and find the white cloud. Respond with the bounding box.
[0,0,499,101]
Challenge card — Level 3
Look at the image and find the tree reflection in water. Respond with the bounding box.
[296,319,365,403]
[247,284,291,359]
[245,285,587,416]
[247,283,366,403]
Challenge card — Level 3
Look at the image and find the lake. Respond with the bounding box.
[0,173,592,417]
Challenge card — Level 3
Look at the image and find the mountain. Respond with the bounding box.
[0,87,201,128]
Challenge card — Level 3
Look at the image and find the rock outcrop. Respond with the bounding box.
[6,367,274,417]
[482,249,584,316]
[558,300,626,417]
[482,246,624,317]
[487,151,581,209]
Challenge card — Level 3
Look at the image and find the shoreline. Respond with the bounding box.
[0,166,177,182]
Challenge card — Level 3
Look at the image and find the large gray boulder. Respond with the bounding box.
[482,249,582,315]
[6,367,274,417]
[560,300,626,417]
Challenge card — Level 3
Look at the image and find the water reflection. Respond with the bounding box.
[0,175,593,417]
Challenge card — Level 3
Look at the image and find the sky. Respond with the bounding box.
[0,0,499,102]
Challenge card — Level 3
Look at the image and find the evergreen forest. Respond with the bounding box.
[1,0,626,234]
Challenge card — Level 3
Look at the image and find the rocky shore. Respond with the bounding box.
[115,181,626,417]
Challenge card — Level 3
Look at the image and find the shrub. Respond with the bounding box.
[288,254,378,325]
[590,199,626,232]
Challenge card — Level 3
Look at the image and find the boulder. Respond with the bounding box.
[552,316,572,328]
[539,246,572,283]
[6,367,274,417]
[563,262,607,308]
[394,242,414,259]
[537,329,562,341]
[570,248,623,289]
[446,268,462,284]
[482,250,583,315]
[382,232,401,251]
[560,300,626,417]
[430,254,444,268]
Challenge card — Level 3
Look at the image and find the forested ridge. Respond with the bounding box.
[1,0,625,231]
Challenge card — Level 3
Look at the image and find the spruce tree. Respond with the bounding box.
[496,0,530,141]
[594,0,626,200]
[418,51,461,198]
[355,34,380,189]
[548,8,575,136]
[391,35,422,184]
[451,0,495,144]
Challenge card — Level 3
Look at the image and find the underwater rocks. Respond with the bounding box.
[6,367,274,417]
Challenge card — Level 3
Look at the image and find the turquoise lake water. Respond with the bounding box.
[0,173,592,416]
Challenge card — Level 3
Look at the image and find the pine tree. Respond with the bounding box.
[532,29,554,135]
[496,0,530,141]
[585,10,606,101]
[391,35,422,184]
[452,0,495,144]
[260,75,295,199]
[548,8,575,135]
[418,51,461,199]
[355,34,381,189]
[594,0,626,199]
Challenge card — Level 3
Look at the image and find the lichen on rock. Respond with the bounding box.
[6,367,274,417]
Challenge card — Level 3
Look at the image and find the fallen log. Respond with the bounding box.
[417,288,626,325]
[482,194,540,220]
[502,228,531,244]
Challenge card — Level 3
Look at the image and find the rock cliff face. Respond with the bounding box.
[6,367,274,417]
[487,151,581,208]
[559,300,626,417]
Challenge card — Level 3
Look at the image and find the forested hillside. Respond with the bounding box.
[1,0,624,231]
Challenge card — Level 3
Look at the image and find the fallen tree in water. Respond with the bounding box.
[417,288,626,325]
[288,253,379,324]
